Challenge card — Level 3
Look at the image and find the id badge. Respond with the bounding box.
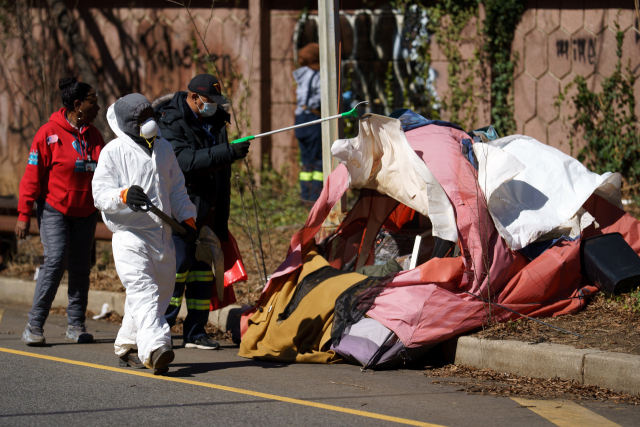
[75,159,97,172]
[84,160,97,172]
[74,159,85,172]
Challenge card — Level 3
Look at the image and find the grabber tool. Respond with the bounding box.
[139,198,187,235]
[230,101,370,144]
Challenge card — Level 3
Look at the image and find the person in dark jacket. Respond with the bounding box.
[155,74,250,350]
[17,77,104,346]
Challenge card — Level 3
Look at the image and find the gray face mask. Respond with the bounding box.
[198,95,217,117]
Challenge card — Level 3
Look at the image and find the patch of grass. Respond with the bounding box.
[597,290,640,314]
[230,161,310,231]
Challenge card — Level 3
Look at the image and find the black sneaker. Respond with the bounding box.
[184,335,220,350]
[118,349,146,369]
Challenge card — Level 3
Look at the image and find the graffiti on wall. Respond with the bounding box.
[556,38,597,65]
[294,9,435,119]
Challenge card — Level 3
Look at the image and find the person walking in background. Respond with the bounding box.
[293,42,323,203]
[155,74,249,350]
[17,77,104,346]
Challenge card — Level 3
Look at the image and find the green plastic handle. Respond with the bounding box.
[341,107,359,118]
[230,135,256,144]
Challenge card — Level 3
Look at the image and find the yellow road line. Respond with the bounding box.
[511,398,621,427]
[0,347,444,427]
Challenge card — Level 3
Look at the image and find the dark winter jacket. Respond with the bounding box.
[155,91,234,240]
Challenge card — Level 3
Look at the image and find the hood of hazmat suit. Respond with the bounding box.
[93,95,196,259]
[92,94,196,365]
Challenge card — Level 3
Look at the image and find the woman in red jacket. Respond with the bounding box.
[16,77,105,346]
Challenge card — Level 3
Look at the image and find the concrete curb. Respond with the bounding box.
[444,336,640,396]
[0,276,241,331]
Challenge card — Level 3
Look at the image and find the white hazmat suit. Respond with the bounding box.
[92,102,196,365]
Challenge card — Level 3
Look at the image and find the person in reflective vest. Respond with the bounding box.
[293,43,323,203]
[155,74,249,350]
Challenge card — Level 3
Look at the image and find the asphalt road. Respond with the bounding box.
[0,302,638,427]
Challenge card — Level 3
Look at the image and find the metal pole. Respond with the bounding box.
[230,102,368,144]
[318,0,340,186]
[318,0,346,236]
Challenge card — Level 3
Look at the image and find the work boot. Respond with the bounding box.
[150,345,174,375]
[184,334,220,350]
[22,323,46,347]
[65,324,94,343]
[118,349,146,369]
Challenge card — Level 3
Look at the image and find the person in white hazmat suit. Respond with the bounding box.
[92,93,198,375]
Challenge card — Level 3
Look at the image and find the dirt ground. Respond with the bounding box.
[424,364,640,405]
[227,222,296,306]
[470,292,640,355]
[0,220,295,306]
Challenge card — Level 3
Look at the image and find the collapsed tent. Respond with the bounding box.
[238,111,640,369]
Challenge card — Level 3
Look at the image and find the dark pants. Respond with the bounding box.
[165,235,212,342]
[295,112,323,202]
[28,202,98,329]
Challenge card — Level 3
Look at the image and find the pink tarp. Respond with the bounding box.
[242,124,640,350]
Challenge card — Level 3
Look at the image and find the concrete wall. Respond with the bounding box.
[1,1,638,197]
[0,0,274,195]
[430,3,640,157]
[513,5,639,157]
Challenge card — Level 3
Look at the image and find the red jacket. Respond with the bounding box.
[18,109,105,222]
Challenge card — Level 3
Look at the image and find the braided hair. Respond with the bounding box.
[59,77,93,110]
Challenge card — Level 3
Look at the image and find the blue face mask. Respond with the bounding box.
[198,95,217,117]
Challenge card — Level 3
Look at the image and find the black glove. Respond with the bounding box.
[180,221,199,244]
[231,141,250,160]
[126,185,148,212]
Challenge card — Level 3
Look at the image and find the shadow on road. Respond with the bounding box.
[169,360,290,377]
[37,338,116,347]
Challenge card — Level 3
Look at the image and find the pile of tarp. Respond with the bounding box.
[238,110,640,369]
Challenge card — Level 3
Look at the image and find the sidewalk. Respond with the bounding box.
[0,276,242,331]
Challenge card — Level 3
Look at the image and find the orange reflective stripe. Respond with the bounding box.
[185,218,196,229]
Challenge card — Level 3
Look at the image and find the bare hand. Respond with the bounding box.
[15,220,30,240]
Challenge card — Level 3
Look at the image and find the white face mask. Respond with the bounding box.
[140,118,158,146]
[198,95,217,117]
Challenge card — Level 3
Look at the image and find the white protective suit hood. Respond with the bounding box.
[92,102,195,259]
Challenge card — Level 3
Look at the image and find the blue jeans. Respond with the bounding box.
[28,202,98,328]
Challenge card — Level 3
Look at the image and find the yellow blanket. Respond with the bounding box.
[238,244,368,363]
